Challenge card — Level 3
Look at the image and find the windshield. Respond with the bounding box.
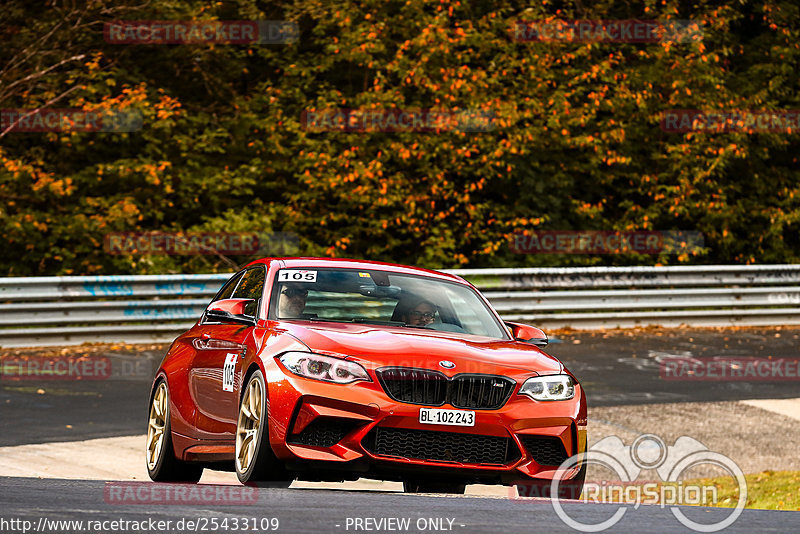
[269,267,509,340]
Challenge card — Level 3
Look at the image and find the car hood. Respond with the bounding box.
[277,321,564,377]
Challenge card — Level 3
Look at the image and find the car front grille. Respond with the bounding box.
[362,427,520,465]
[376,368,516,410]
[518,435,569,466]
[377,368,448,405]
[287,417,361,448]
[448,375,516,409]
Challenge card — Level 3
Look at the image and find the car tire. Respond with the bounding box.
[146,379,204,482]
[235,370,292,486]
[403,480,466,494]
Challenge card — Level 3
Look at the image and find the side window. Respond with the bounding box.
[213,271,244,302]
[232,268,265,317]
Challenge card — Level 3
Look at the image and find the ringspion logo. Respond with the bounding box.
[521,434,748,533]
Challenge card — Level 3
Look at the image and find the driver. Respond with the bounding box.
[401,298,438,326]
[277,284,309,318]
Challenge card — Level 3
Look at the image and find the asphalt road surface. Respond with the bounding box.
[1,328,799,533]
[0,348,162,446]
[1,477,797,534]
[2,327,799,446]
[548,327,800,406]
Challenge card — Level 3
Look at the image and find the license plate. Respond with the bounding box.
[419,408,475,427]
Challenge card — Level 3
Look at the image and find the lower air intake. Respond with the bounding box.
[363,427,520,465]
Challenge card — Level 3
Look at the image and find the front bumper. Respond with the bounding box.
[264,359,587,484]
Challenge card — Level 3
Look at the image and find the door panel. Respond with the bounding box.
[190,324,254,441]
[189,266,268,442]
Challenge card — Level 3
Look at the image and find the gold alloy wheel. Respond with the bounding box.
[146,382,168,471]
[236,376,262,473]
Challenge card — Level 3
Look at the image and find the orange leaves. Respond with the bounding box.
[1,155,24,178]
[154,95,182,120]
[47,178,74,197]
[5,0,795,274]
[84,52,104,72]
[513,217,542,227]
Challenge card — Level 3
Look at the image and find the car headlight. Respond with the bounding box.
[519,374,575,401]
[278,351,371,384]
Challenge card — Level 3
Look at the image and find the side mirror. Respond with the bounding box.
[505,321,548,347]
[205,298,257,326]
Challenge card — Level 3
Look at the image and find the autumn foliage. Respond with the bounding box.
[2,0,799,275]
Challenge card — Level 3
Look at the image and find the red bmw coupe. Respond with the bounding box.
[146,258,587,494]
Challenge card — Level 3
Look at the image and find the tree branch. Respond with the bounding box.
[0,83,82,139]
[1,53,86,97]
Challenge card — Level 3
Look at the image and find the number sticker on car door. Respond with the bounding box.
[222,353,237,392]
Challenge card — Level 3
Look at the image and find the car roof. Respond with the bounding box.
[244,257,468,285]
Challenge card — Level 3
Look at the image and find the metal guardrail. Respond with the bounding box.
[1,265,799,347]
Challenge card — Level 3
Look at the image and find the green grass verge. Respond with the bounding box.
[583,471,800,511]
[689,470,800,511]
